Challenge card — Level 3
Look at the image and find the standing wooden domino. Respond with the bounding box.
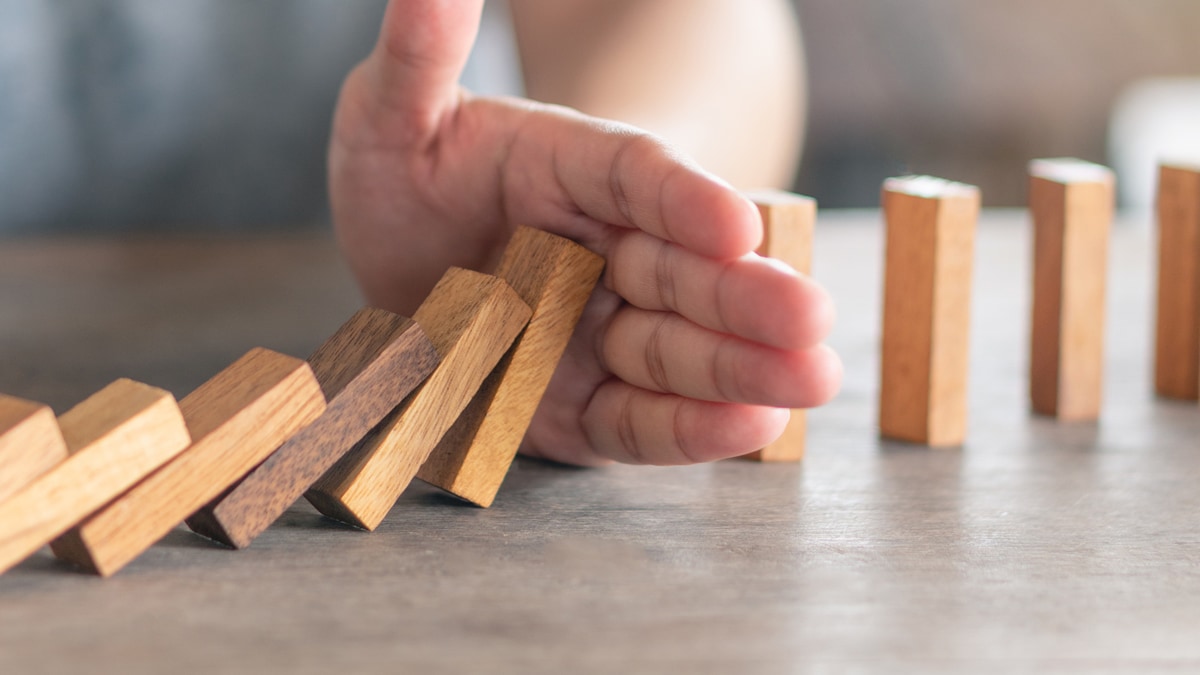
[0,395,68,504]
[50,348,325,576]
[879,176,979,447]
[0,380,190,574]
[1028,158,1114,420]
[306,267,532,530]
[186,309,439,549]
[1155,162,1200,400]
[741,189,816,462]
[418,226,604,507]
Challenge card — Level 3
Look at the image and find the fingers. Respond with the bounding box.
[582,381,790,465]
[605,229,834,350]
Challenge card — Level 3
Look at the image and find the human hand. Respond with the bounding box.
[329,0,841,466]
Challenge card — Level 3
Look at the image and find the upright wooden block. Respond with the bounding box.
[0,395,68,504]
[1029,159,1114,420]
[418,227,604,507]
[741,189,816,462]
[50,349,326,576]
[1155,162,1200,399]
[306,268,532,530]
[0,380,190,574]
[879,176,979,447]
[185,310,438,549]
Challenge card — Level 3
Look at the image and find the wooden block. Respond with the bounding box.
[50,348,325,575]
[879,176,979,447]
[741,189,816,462]
[0,395,68,504]
[418,227,604,507]
[0,380,190,574]
[1029,159,1114,420]
[1155,162,1200,399]
[185,310,438,549]
[306,268,532,530]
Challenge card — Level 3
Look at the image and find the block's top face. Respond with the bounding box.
[1029,158,1115,186]
[1160,159,1200,175]
[884,176,979,201]
[742,189,816,209]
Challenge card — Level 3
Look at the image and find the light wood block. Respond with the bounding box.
[306,268,532,530]
[50,349,325,575]
[1029,159,1114,420]
[0,395,68,504]
[185,310,439,548]
[1155,162,1200,400]
[418,227,604,507]
[879,176,979,447]
[741,189,816,462]
[0,380,190,574]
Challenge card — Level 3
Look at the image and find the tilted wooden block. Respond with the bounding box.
[51,348,326,576]
[185,310,438,548]
[0,395,68,504]
[0,380,190,574]
[306,267,532,530]
[879,176,979,447]
[1029,159,1114,420]
[1155,162,1200,400]
[741,189,815,462]
[418,226,604,507]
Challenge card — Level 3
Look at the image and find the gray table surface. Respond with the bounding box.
[1,211,1197,674]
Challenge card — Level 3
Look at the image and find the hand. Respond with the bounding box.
[329,0,841,466]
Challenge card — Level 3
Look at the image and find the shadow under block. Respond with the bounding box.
[0,395,68,504]
[1155,163,1200,400]
[51,349,326,576]
[1028,159,1114,420]
[185,309,439,549]
[741,189,816,462]
[0,380,190,574]
[306,268,532,530]
[418,227,604,507]
[879,176,979,447]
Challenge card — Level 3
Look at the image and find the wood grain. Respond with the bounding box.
[1155,162,1200,400]
[306,268,532,530]
[741,189,816,462]
[418,227,603,507]
[1029,159,1114,420]
[0,379,190,574]
[0,395,68,504]
[879,176,979,446]
[185,310,438,548]
[50,349,325,576]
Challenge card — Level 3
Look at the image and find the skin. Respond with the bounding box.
[329,0,841,466]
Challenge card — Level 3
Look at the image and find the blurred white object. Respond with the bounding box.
[1109,77,1200,212]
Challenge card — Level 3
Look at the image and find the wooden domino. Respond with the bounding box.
[741,189,816,462]
[50,349,325,576]
[1155,162,1200,400]
[879,176,979,447]
[185,309,438,549]
[306,267,532,530]
[418,226,604,507]
[0,380,190,574]
[1028,158,1114,420]
[0,395,68,504]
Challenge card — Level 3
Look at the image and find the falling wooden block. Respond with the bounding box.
[306,268,532,530]
[185,310,438,549]
[418,227,604,507]
[0,380,190,575]
[741,189,816,462]
[50,348,326,576]
[0,395,68,504]
[879,176,979,447]
[1155,162,1200,400]
[1028,158,1114,420]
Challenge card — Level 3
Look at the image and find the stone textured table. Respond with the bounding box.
[1,212,1197,673]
